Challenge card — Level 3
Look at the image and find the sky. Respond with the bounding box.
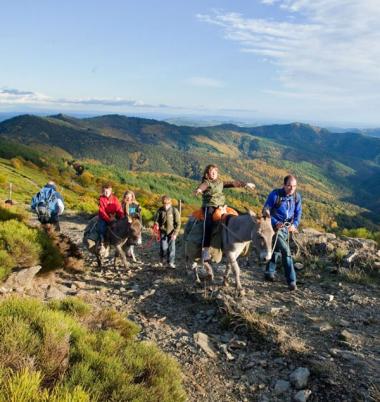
[1,0,380,127]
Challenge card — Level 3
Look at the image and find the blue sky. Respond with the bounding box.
[1,0,380,126]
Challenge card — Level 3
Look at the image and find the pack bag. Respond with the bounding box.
[35,188,57,223]
[274,189,300,209]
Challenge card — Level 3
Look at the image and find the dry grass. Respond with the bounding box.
[240,310,308,355]
[220,299,307,355]
[369,382,380,402]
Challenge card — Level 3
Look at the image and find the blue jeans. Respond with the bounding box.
[160,233,176,264]
[98,218,108,240]
[266,228,296,284]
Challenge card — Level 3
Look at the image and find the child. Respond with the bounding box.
[194,164,255,262]
[98,183,124,246]
[153,195,181,268]
[121,190,142,262]
[121,190,142,221]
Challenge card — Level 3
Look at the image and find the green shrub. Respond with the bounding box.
[0,220,41,268]
[10,157,23,170]
[0,250,15,281]
[77,197,98,215]
[0,220,64,280]
[0,297,186,402]
[0,206,28,223]
[48,297,91,318]
[37,230,64,271]
[78,172,94,187]
[141,207,154,225]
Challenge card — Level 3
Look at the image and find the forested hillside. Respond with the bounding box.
[0,114,379,234]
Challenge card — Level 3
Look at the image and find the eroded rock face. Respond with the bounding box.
[3,265,42,290]
[295,228,379,271]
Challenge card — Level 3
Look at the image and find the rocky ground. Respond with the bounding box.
[1,211,379,402]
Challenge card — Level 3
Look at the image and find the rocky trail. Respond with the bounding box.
[2,211,379,402]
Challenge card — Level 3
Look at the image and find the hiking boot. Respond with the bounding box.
[264,272,275,282]
[202,248,211,262]
[168,263,176,269]
[288,281,297,291]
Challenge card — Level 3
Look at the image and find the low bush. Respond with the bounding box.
[0,219,63,281]
[0,250,15,282]
[0,205,28,223]
[10,157,23,170]
[0,297,186,402]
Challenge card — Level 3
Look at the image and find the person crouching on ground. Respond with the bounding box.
[98,183,124,248]
[194,164,255,262]
[263,174,302,291]
[153,195,181,269]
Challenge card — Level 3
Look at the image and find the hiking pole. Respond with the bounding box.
[5,183,13,205]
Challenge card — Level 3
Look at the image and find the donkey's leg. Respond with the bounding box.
[203,261,214,282]
[96,253,102,269]
[116,244,129,270]
[193,263,201,285]
[129,246,137,262]
[114,248,119,270]
[227,252,244,296]
[223,261,231,287]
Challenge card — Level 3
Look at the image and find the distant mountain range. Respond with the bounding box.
[0,113,379,228]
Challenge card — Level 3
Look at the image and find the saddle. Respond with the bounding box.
[83,216,100,251]
[192,205,239,222]
[184,217,223,263]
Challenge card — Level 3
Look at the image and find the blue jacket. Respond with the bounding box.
[31,184,64,217]
[264,188,302,229]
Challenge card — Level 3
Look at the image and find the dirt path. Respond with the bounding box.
[52,212,380,402]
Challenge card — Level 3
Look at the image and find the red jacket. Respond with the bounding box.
[98,194,124,223]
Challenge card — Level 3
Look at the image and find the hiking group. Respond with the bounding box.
[31,166,302,292]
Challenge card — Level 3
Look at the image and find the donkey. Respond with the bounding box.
[185,209,274,296]
[95,217,142,270]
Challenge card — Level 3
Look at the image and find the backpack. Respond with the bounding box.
[274,189,299,209]
[35,188,57,224]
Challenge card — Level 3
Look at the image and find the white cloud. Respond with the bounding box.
[198,2,380,104]
[0,88,168,109]
[187,76,224,88]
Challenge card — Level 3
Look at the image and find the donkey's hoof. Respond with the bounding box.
[236,288,245,298]
[223,278,229,287]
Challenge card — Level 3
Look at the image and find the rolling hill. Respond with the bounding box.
[0,113,379,230]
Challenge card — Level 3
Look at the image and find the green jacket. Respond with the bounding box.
[201,179,246,207]
[154,206,181,236]
[202,179,225,207]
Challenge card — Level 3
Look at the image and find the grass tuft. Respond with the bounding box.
[0,296,186,401]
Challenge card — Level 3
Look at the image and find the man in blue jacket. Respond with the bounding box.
[31,181,65,231]
[263,175,302,291]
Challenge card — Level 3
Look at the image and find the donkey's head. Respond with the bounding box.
[127,217,142,246]
[249,208,274,262]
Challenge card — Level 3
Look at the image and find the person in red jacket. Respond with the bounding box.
[98,183,124,245]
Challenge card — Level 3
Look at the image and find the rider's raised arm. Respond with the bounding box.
[195,181,209,194]
[222,180,251,189]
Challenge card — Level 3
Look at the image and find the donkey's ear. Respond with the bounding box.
[262,208,270,219]
[245,208,256,217]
